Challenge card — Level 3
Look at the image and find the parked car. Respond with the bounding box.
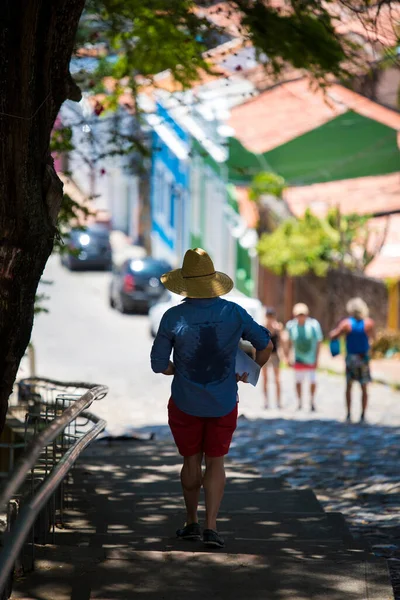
[148,289,264,355]
[61,224,112,271]
[109,257,171,314]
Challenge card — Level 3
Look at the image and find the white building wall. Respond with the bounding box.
[61,101,140,236]
[151,230,179,267]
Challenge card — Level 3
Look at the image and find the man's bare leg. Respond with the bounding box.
[346,382,352,421]
[361,383,368,421]
[310,382,317,412]
[262,366,269,408]
[273,366,281,408]
[203,455,226,531]
[296,381,302,410]
[181,453,203,524]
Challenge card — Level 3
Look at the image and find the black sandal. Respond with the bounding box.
[176,522,201,540]
[203,529,225,548]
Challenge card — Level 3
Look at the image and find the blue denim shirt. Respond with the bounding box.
[151,298,271,417]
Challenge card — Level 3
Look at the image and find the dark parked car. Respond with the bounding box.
[109,257,171,313]
[61,224,112,271]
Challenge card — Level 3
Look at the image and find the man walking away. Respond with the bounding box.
[151,248,273,549]
[329,298,375,423]
[285,303,323,412]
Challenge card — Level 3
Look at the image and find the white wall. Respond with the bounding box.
[151,230,179,267]
[61,101,140,235]
[203,166,227,270]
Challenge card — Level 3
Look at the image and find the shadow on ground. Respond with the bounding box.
[95,414,400,548]
[11,417,399,600]
[230,416,400,543]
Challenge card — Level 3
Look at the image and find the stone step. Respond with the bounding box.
[12,546,393,600]
[52,508,355,549]
[68,487,325,516]
[83,440,279,481]
[71,472,286,496]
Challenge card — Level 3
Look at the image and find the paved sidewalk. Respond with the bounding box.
[319,346,400,387]
[12,439,394,599]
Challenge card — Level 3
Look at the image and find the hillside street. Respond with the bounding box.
[22,256,400,595]
[29,256,400,434]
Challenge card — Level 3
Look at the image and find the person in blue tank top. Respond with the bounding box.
[329,298,375,423]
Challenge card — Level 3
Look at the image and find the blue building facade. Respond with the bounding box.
[149,102,190,267]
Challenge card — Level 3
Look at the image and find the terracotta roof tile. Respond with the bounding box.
[197,0,400,46]
[239,63,303,93]
[334,4,400,48]
[284,172,400,217]
[229,78,400,153]
[197,2,244,37]
[327,85,400,130]
[228,78,345,153]
[137,39,243,101]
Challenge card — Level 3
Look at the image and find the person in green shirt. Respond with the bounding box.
[285,303,323,412]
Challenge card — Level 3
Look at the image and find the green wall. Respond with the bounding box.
[190,233,203,249]
[228,111,400,185]
[236,242,253,296]
[227,185,254,297]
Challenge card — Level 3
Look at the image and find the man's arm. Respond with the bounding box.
[365,318,376,343]
[314,320,324,368]
[239,307,272,369]
[162,361,175,376]
[329,319,350,340]
[281,325,292,364]
[150,313,174,376]
[255,340,274,368]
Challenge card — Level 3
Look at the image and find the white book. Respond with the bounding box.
[235,347,261,387]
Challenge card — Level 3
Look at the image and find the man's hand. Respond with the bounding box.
[162,361,175,376]
[236,372,249,383]
[255,340,274,369]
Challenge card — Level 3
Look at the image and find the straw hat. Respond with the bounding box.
[293,302,309,317]
[161,248,233,298]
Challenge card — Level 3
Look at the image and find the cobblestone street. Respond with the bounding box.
[232,416,400,552]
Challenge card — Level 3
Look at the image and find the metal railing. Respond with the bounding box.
[0,377,108,597]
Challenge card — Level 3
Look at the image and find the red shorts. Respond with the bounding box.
[168,398,238,458]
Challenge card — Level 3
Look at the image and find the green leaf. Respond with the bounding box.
[257,208,377,277]
[249,171,286,201]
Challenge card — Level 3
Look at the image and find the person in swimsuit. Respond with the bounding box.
[329,297,375,422]
[262,307,283,409]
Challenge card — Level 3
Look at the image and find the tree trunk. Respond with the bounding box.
[0,0,85,433]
